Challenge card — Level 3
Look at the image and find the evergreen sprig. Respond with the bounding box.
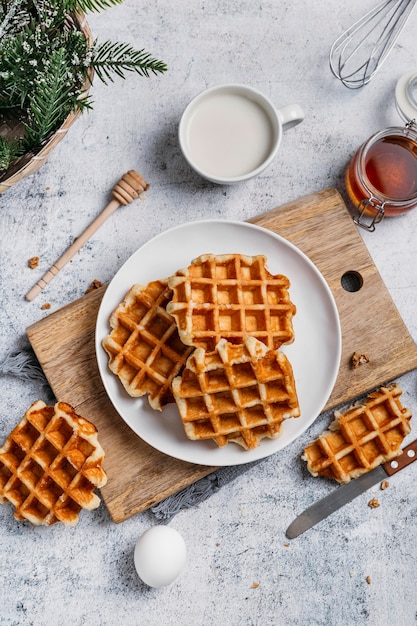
[71,0,125,13]
[24,47,93,148]
[0,135,24,171]
[0,0,167,174]
[90,40,169,83]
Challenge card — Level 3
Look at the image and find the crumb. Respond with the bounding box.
[349,571,356,578]
[40,303,51,310]
[380,480,390,490]
[351,352,370,369]
[366,576,371,585]
[85,279,103,294]
[251,582,260,589]
[283,543,290,547]
[28,256,39,269]
[368,498,380,509]
[215,542,221,547]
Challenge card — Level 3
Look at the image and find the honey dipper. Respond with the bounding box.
[25,170,149,301]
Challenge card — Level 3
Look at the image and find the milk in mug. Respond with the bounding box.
[185,92,275,178]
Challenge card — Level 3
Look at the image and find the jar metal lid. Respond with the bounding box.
[395,70,417,124]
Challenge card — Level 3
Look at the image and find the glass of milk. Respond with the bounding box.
[179,84,304,184]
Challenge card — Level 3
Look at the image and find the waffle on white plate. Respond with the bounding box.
[167,253,296,352]
[172,336,300,450]
[102,279,194,410]
[302,384,412,483]
[0,401,107,526]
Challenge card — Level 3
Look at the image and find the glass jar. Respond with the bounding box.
[345,70,417,231]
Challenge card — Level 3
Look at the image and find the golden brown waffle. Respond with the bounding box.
[167,254,296,352]
[172,336,300,449]
[102,280,194,410]
[0,401,107,526]
[302,384,412,483]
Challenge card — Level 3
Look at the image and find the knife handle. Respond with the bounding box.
[383,439,417,477]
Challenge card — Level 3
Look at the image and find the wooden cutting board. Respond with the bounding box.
[26,188,417,523]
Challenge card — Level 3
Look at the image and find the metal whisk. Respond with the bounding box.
[329,0,417,89]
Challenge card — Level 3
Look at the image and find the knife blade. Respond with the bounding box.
[286,438,417,539]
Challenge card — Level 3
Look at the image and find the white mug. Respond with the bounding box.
[178,83,304,184]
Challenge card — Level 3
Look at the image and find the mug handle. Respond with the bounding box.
[277,104,305,131]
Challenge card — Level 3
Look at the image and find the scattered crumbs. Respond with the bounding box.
[251,582,260,589]
[366,576,371,585]
[283,543,290,548]
[215,542,221,547]
[351,352,370,369]
[368,498,380,509]
[28,256,39,269]
[85,279,103,294]
[40,303,51,310]
[380,480,390,490]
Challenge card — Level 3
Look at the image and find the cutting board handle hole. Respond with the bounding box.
[341,271,363,293]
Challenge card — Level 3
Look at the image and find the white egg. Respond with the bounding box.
[134,526,187,588]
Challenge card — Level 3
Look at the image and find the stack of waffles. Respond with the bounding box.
[102,253,300,450]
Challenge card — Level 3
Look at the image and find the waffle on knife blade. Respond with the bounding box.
[172,336,300,450]
[0,401,107,526]
[102,280,194,410]
[167,254,296,352]
[302,384,412,483]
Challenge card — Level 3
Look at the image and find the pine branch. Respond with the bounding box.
[0,2,32,37]
[0,135,24,171]
[0,24,41,106]
[90,40,167,84]
[0,0,128,31]
[72,0,124,13]
[44,0,125,14]
[0,22,90,104]
[23,47,91,149]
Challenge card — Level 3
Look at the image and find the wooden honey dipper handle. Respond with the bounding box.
[25,171,149,302]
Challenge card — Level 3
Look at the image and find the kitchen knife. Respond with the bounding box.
[286,438,417,539]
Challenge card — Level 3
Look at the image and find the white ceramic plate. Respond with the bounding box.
[95,219,342,466]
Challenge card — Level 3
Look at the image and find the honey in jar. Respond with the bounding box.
[346,70,417,230]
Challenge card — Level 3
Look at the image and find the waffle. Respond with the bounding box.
[172,336,300,449]
[102,280,194,410]
[167,254,296,352]
[302,384,412,483]
[0,401,107,526]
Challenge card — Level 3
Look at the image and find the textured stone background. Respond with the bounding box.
[1,1,417,625]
